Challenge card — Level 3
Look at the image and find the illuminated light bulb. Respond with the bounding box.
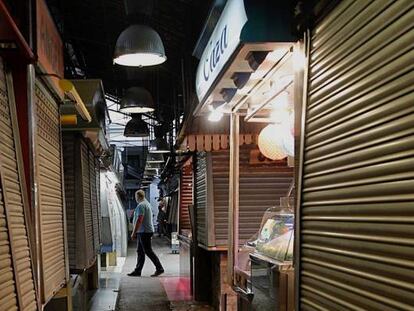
[258,124,287,160]
[208,108,224,122]
[114,53,166,67]
[270,91,290,123]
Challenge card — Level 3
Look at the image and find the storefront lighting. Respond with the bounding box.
[270,91,290,123]
[208,102,225,122]
[258,124,288,160]
[120,87,155,113]
[114,25,166,67]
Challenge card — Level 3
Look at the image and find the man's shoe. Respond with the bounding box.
[151,270,164,277]
[127,270,141,277]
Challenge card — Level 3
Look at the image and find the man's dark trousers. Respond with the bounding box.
[135,232,164,273]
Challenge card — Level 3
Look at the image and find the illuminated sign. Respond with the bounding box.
[195,0,247,103]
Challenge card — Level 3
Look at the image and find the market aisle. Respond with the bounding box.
[115,237,181,311]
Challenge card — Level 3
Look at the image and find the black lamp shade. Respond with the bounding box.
[120,87,155,113]
[149,137,170,153]
[123,114,149,137]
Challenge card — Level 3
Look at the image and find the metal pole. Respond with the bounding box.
[27,63,42,302]
[228,113,239,285]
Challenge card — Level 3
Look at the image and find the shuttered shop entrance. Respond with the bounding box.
[35,80,67,303]
[0,58,37,310]
[63,134,99,270]
[298,1,414,310]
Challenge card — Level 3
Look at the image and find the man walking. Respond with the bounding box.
[128,190,164,277]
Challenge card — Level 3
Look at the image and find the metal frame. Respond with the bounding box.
[227,113,240,285]
[294,29,311,311]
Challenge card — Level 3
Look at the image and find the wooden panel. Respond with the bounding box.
[35,80,66,303]
[179,164,193,233]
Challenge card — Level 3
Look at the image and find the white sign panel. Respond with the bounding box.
[195,0,248,103]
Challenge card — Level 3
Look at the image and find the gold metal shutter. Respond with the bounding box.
[0,59,37,310]
[212,146,293,246]
[298,1,414,309]
[195,153,208,246]
[89,150,100,253]
[62,134,77,270]
[180,164,193,232]
[80,139,94,265]
[35,80,67,303]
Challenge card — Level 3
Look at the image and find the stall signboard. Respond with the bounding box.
[36,0,64,98]
[195,0,247,104]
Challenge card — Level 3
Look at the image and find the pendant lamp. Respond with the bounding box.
[258,124,287,160]
[149,137,170,154]
[120,87,155,113]
[114,25,167,67]
[123,114,149,137]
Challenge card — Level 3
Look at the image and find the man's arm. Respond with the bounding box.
[132,215,144,239]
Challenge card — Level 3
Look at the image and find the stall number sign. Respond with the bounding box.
[195,0,248,103]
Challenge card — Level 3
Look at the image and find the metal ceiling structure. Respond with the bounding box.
[46,0,213,125]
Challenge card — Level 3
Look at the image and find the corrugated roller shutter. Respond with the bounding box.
[180,164,193,232]
[212,146,293,246]
[89,150,100,253]
[62,134,76,270]
[96,161,101,248]
[0,58,37,310]
[80,139,94,265]
[195,153,207,245]
[35,80,66,303]
[299,1,414,310]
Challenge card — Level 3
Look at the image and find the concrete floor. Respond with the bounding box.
[115,237,181,311]
[89,236,213,311]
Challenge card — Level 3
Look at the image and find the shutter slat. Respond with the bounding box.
[299,2,414,310]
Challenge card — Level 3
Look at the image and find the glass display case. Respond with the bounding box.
[235,200,295,311]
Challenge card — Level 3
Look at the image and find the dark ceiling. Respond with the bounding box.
[46,0,213,123]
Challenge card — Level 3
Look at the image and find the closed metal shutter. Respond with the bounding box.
[62,134,77,270]
[35,80,67,303]
[96,161,101,248]
[180,164,193,232]
[89,151,100,253]
[80,139,94,265]
[212,146,293,246]
[195,153,208,245]
[298,1,414,310]
[0,59,37,310]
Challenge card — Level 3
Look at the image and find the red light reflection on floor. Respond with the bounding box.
[159,277,192,301]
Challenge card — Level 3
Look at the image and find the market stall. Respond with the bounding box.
[188,0,300,309]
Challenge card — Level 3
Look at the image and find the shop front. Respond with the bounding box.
[182,1,301,309]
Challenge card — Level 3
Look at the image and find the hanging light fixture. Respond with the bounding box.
[149,137,170,154]
[114,24,167,67]
[120,87,155,113]
[123,114,149,137]
[258,124,288,160]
